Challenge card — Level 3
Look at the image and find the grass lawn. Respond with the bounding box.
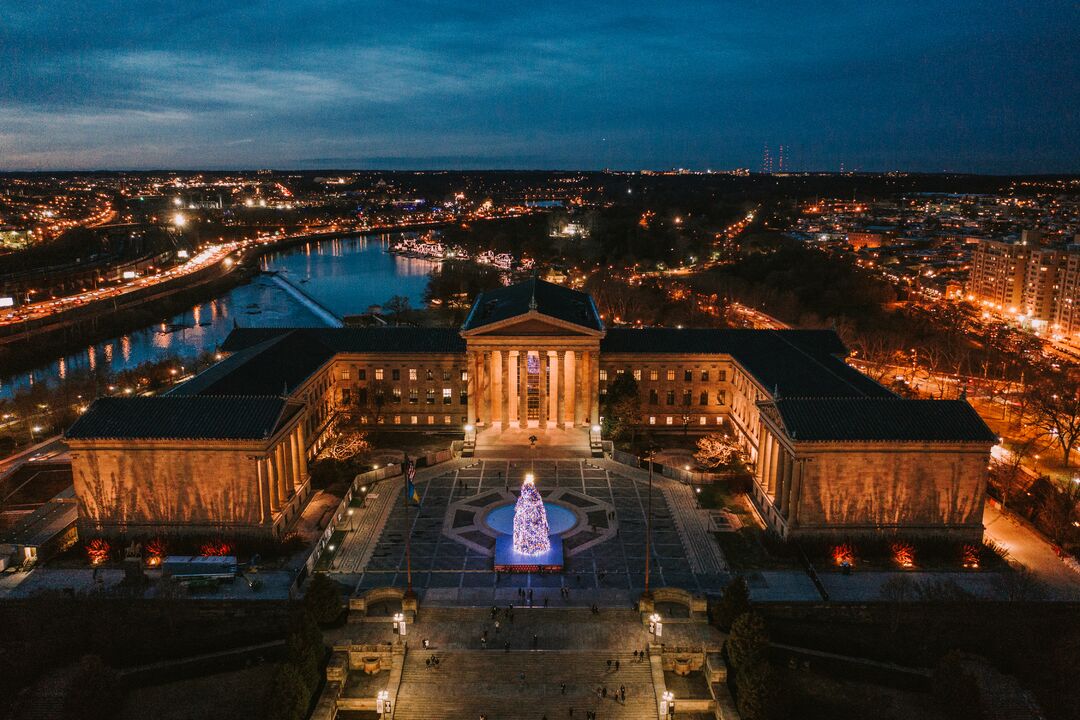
[698,481,802,570]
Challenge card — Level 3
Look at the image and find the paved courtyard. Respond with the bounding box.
[328,459,732,604]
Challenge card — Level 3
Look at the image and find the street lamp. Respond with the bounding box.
[661,690,675,717]
[649,612,663,638]
[347,507,355,532]
[644,444,661,597]
[377,690,391,718]
[393,612,407,637]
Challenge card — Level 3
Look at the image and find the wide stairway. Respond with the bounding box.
[394,649,657,720]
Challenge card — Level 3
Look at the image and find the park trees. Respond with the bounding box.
[304,573,345,625]
[989,438,1035,511]
[714,575,751,631]
[726,612,783,720]
[1026,378,1080,467]
[601,372,642,449]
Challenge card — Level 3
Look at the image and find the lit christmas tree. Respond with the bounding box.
[513,474,551,555]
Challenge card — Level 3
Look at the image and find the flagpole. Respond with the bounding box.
[403,455,413,596]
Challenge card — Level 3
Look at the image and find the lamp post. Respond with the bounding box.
[347,506,355,533]
[661,690,674,717]
[649,612,663,638]
[377,690,390,718]
[393,612,407,637]
[644,444,661,597]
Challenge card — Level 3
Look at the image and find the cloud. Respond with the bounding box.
[0,0,1077,171]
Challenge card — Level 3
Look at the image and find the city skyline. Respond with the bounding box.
[2,1,1078,173]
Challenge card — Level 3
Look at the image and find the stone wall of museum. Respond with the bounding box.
[70,442,279,538]
[785,444,989,539]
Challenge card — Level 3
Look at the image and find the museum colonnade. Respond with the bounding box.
[255,423,308,521]
[465,347,600,429]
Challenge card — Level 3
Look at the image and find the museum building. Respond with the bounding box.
[66,278,996,541]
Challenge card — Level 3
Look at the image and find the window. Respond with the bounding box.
[666,390,676,405]
[409,369,417,381]
[410,415,418,425]
[648,389,658,404]
[699,416,707,425]
[341,369,351,381]
[391,369,400,381]
[358,369,367,380]
[701,370,709,381]
[684,370,692,381]
[443,415,452,424]
[341,388,351,404]
[649,369,658,381]
[391,387,402,403]
[426,369,434,381]
[460,389,468,404]
[358,387,368,405]
[683,390,692,405]
[649,416,656,425]
[375,368,384,380]
[393,415,401,425]
[633,369,641,381]
[409,389,418,404]
[666,369,675,381]
[443,388,452,404]
[599,369,608,381]
[699,391,709,405]
[427,415,435,424]
[442,370,451,381]
[665,416,674,425]
[461,369,468,381]
[719,370,727,381]
[426,388,436,404]
[716,390,726,405]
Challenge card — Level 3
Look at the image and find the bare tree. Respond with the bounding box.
[693,430,743,469]
[989,438,1035,512]
[1026,378,1080,467]
[1037,476,1080,546]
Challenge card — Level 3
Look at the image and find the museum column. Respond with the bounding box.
[508,350,519,426]
[557,349,565,425]
[775,450,789,514]
[257,459,272,521]
[539,351,549,426]
[519,350,529,426]
[588,351,600,425]
[466,350,477,425]
[549,351,560,428]
[574,350,584,426]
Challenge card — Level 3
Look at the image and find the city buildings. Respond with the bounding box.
[66,279,995,542]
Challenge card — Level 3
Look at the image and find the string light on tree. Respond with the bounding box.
[513,473,551,556]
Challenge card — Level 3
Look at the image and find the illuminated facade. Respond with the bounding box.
[67,278,995,541]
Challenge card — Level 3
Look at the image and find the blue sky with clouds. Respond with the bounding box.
[1,1,1077,172]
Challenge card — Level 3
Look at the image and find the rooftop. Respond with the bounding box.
[66,396,300,441]
[766,397,997,443]
[462,277,603,332]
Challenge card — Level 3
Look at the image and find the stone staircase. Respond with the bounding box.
[393,649,658,720]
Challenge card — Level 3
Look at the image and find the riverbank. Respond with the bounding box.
[0,222,448,379]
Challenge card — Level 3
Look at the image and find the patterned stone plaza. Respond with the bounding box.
[328,459,731,604]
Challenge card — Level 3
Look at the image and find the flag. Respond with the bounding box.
[405,457,420,505]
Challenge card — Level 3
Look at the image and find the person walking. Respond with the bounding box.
[560,683,566,695]
[606,659,612,671]
[495,620,500,633]
[601,686,607,699]
[614,659,619,672]
[619,685,625,702]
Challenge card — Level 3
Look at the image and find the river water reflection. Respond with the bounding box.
[0,235,438,397]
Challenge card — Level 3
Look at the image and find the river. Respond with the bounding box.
[0,234,440,398]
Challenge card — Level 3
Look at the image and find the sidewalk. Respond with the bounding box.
[982,503,1080,599]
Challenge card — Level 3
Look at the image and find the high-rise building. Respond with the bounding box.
[966,238,1032,312]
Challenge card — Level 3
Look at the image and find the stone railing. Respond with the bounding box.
[348,586,418,620]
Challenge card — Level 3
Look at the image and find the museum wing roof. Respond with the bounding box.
[66,396,298,441]
[601,328,890,398]
[766,398,998,443]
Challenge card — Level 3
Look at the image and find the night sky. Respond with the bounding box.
[2,1,1078,173]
